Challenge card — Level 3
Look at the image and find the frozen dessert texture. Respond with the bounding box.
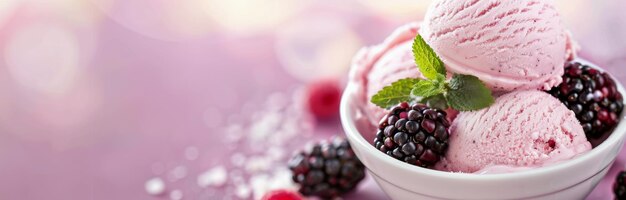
[564,30,580,62]
[436,90,591,173]
[420,0,568,91]
[349,23,423,126]
[346,0,601,174]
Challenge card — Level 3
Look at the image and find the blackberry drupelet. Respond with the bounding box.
[549,62,624,138]
[615,170,626,200]
[288,136,365,199]
[372,102,450,168]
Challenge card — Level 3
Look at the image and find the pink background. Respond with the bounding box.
[0,0,625,199]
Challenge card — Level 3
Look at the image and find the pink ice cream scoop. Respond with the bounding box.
[349,23,461,127]
[436,90,591,173]
[420,0,569,91]
[349,22,424,126]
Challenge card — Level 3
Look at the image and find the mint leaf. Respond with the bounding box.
[421,94,448,110]
[435,74,446,83]
[371,78,422,109]
[413,34,446,80]
[411,80,443,98]
[371,35,498,112]
[445,74,495,111]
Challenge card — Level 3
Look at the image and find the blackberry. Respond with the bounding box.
[615,171,626,200]
[549,62,624,138]
[373,102,450,168]
[288,136,365,199]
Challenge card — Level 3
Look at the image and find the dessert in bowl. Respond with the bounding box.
[340,0,626,199]
[341,74,626,199]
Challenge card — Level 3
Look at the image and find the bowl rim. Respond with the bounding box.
[340,59,626,181]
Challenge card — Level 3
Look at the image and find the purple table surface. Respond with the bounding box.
[0,0,625,199]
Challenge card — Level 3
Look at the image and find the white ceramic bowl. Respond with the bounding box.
[340,60,626,200]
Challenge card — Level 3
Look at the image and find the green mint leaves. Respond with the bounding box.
[411,74,444,98]
[370,35,495,111]
[412,34,446,79]
[370,78,421,108]
[446,74,495,110]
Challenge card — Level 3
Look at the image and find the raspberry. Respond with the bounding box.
[306,79,342,119]
[261,189,304,200]
[288,136,365,199]
[373,102,450,168]
[615,171,626,200]
[549,62,624,138]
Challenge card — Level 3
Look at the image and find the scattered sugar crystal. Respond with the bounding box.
[225,125,244,143]
[235,184,251,199]
[276,126,297,143]
[268,168,298,190]
[248,142,265,153]
[250,174,270,200]
[144,177,165,196]
[229,170,245,185]
[226,124,243,134]
[169,189,183,200]
[197,166,227,188]
[249,169,299,200]
[245,156,271,173]
[267,130,286,145]
[266,147,285,161]
[267,92,288,110]
[184,146,199,161]
[151,89,316,199]
[230,153,246,167]
[249,112,282,142]
[225,133,243,143]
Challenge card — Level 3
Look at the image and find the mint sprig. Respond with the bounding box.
[370,34,495,111]
[371,78,421,108]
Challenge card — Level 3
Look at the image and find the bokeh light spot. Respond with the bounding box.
[0,0,18,28]
[28,0,104,28]
[90,0,219,40]
[356,0,433,21]
[275,17,363,81]
[203,0,308,35]
[5,23,81,95]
